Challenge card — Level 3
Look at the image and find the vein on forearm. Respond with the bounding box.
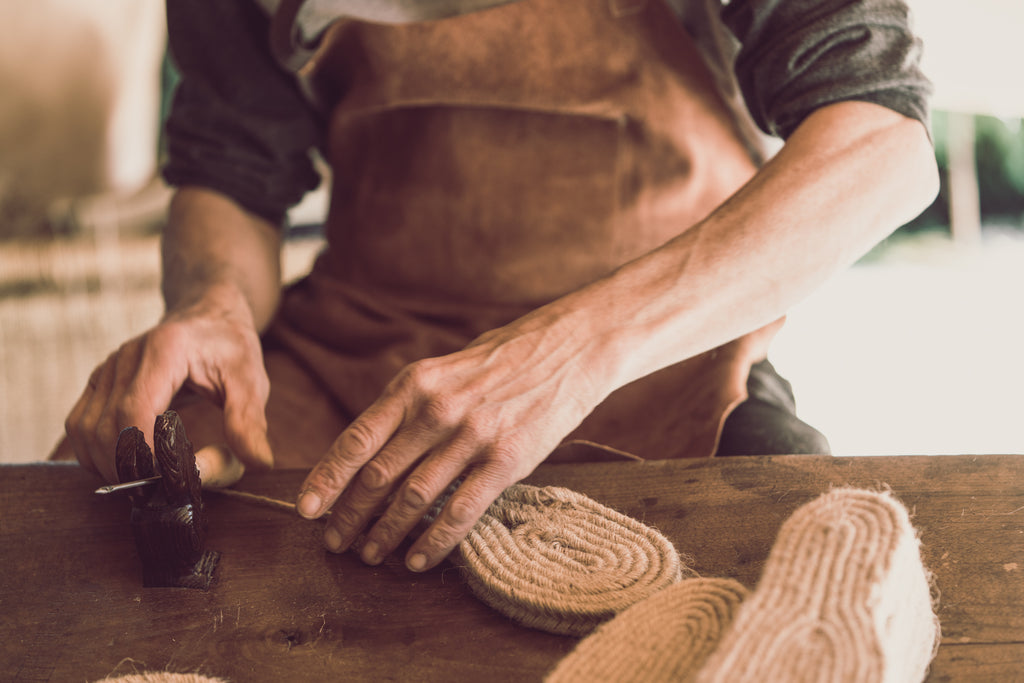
[562,101,939,392]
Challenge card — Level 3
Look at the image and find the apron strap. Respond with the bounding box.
[270,0,527,71]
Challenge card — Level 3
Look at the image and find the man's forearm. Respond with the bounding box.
[162,186,284,331]
[547,101,940,394]
[294,103,938,573]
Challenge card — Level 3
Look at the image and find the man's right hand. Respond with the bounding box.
[64,293,272,485]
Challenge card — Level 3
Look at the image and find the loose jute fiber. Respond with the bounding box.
[204,482,684,636]
[95,675,227,683]
[546,578,748,682]
[453,483,688,636]
[696,488,940,683]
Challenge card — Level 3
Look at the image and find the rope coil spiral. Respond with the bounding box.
[546,578,749,682]
[455,483,688,635]
[696,488,940,683]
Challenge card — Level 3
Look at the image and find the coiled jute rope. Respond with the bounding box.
[453,483,688,636]
[695,488,940,683]
[546,577,749,682]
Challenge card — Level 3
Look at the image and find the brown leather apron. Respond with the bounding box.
[257,0,782,467]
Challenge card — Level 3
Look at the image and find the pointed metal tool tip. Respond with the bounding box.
[94,475,163,495]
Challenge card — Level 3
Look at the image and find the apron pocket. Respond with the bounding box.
[326,103,635,304]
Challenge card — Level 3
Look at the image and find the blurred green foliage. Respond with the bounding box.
[905,111,1024,231]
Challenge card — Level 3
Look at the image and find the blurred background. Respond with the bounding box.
[1,1,1022,463]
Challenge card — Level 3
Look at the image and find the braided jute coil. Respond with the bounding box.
[547,578,749,683]
[696,488,940,683]
[455,483,688,636]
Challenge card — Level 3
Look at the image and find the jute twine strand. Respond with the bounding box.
[213,487,304,515]
[695,488,940,683]
[454,483,688,636]
[94,675,227,683]
[205,482,685,636]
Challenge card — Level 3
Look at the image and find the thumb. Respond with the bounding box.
[195,444,246,489]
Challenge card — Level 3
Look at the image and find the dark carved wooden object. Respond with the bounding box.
[114,410,219,589]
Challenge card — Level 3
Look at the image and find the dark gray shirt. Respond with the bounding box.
[162,0,931,225]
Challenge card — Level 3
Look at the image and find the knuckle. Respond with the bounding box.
[114,404,139,433]
[422,519,467,554]
[358,459,394,492]
[401,359,439,391]
[489,443,524,471]
[476,450,519,484]
[95,412,120,449]
[75,411,97,441]
[64,410,83,440]
[142,325,169,351]
[368,516,400,542]
[251,369,271,398]
[115,339,136,357]
[398,478,433,512]
[146,323,187,358]
[313,457,356,493]
[342,419,378,456]
[418,395,461,430]
[445,494,481,526]
[457,413,489,443]
[327,503,364,534]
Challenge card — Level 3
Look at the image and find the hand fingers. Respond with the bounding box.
[404,462,511,572]
[130,323,271,470]
[64,315,272,487]
[105,338,151,443]
[77,356,120,482]
[97,340,163,482]
[221,366,273,469]
[296,395,406,520]
[65,364,105,476]
[70,336,177,483]
[318,418,442,554]
[357,436,478,566]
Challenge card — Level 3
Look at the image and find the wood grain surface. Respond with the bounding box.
[2,455,1021,682]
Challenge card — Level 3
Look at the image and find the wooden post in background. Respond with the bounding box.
[947,111,982,244]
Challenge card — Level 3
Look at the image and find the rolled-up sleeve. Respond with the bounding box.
[162,0,323,226]
[721,0,932,139]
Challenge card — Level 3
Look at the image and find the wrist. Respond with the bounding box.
[525,290,645,405]
[162,279,259,331]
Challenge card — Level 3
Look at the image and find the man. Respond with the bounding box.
[61,0,937,574]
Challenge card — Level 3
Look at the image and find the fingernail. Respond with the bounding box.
[407,553,427,572]
[361,541,381,565]
[324,526,343,552]
[297,490,321,518]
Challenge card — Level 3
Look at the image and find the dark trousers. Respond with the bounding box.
[715,360,832,456]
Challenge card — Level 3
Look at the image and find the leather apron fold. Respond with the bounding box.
[263,0,782,465]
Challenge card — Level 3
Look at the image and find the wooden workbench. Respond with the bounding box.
[2,455,1021,682]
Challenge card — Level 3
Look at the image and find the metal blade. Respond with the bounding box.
[94,475,163,495]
